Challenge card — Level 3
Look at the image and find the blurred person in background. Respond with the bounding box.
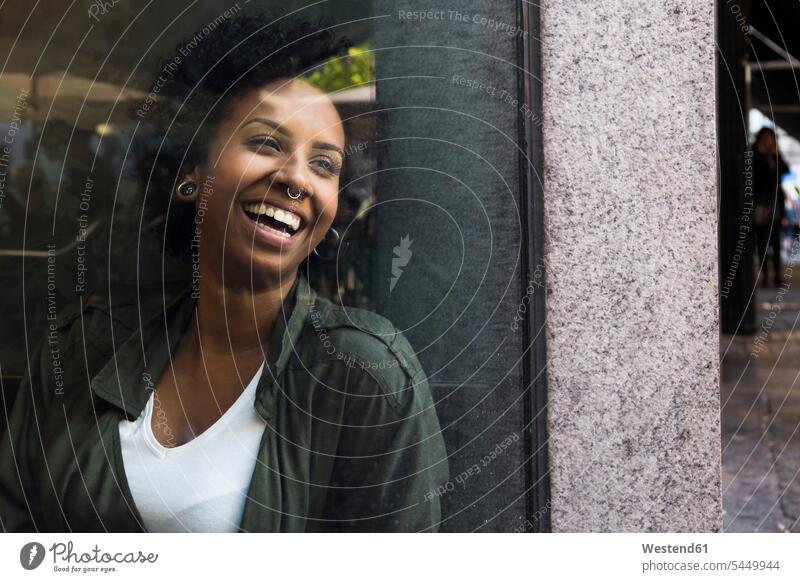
[753,127,791,287]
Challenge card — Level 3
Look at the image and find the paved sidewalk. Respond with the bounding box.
[721,285,800,532]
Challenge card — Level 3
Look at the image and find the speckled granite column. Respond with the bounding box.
[541,2,721,531]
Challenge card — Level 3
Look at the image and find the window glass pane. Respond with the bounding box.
[0,1,542,533]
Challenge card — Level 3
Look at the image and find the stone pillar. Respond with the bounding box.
[540,1,721,531]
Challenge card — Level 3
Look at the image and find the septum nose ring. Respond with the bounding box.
[287,186,304,200]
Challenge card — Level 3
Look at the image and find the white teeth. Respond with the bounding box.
[243,202,301,233]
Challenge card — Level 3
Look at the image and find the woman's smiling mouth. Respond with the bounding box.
[242,201,305,246]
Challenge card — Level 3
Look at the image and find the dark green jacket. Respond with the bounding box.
[0,274,448,532]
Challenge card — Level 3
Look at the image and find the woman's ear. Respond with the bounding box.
[175,163,199,202]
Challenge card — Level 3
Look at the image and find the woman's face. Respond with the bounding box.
[194,78,345,287]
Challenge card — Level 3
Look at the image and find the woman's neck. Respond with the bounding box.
[191,269,298,357]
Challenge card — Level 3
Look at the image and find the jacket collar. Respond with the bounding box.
[89,273,314,421]
[253,273,314,421]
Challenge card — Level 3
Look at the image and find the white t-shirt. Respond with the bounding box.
[118,362,267,532]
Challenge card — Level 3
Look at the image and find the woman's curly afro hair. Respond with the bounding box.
[134,13,351,260]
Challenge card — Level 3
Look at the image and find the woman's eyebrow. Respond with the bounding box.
[313,142,345,157]
[242,117,292,137]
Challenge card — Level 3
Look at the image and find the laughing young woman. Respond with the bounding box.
[0,15,448,532]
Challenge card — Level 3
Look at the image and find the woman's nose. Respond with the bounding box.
[272,154,312,198]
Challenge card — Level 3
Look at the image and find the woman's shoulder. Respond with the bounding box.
[304,295,427,412]
[54,282,191,333]
[307,296,417,365]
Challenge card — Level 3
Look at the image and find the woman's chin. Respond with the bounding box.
[235,251,304,285]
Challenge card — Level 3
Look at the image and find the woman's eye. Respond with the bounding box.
[311,156,341,176]
[245,136,280,152]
